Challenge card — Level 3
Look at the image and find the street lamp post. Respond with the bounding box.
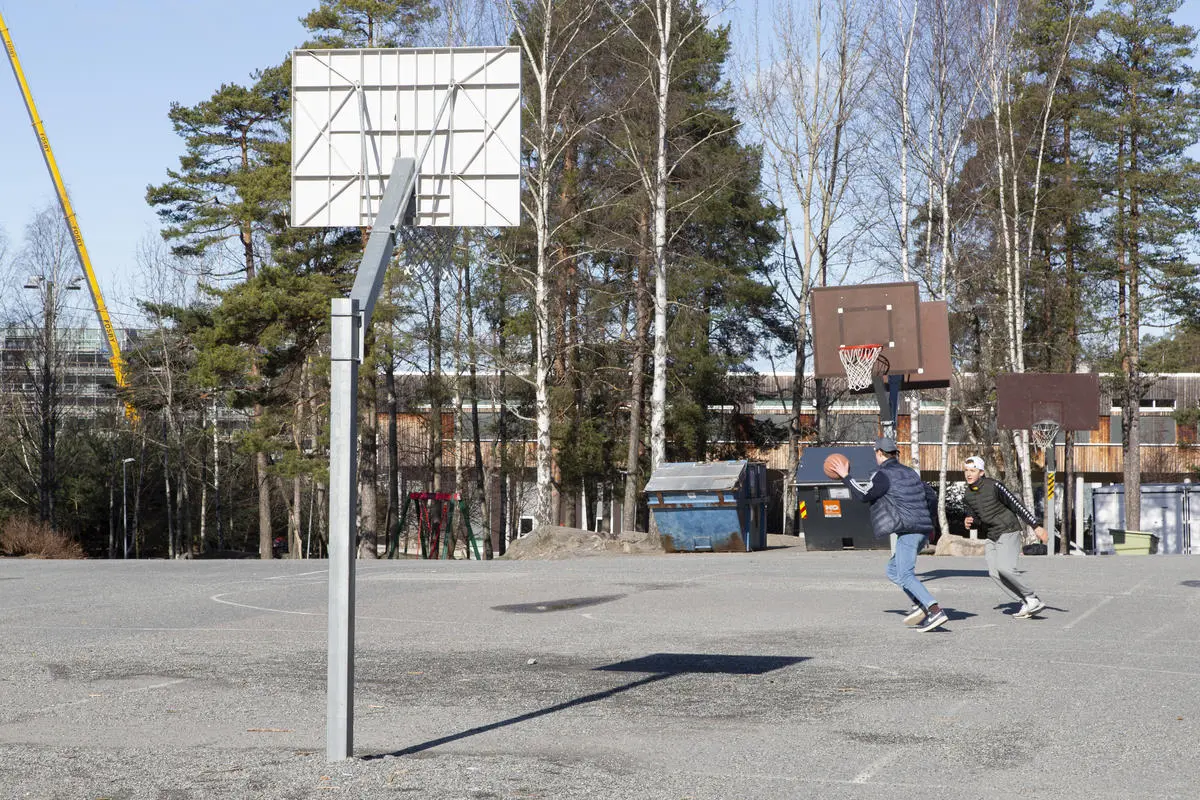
[122,457,135,559]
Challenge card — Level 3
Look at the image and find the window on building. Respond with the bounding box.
[830,413,878,444]
[1141,415,1176,444]
[917,413,965,443]
[1110,414,1176,444]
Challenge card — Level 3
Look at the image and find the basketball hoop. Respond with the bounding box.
[839,344,884,390]
[1031,419,1059,452]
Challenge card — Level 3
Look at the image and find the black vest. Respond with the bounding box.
[869,458,934,536]
[963,476,1022,540]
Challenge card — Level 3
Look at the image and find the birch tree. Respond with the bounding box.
[983,0,1083,509]
[740,0,875,531]
[505,0,617,527]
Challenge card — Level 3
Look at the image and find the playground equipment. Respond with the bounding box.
[390,491,482,560]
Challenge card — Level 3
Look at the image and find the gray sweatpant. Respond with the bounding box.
[985,531,1034,601]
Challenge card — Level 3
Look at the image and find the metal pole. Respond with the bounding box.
[1075,475,1085,553]
[122,461,127,559]
[1044,444,1056,556]
[326,158,413,762]
[327,297,359,761]
[122,458,134,558]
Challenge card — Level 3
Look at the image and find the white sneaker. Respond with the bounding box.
[903,605,927,625]
[1014,595,1045,618]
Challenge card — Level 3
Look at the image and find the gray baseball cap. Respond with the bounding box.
[874,436,899,453]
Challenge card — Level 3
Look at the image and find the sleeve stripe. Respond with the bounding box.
[997,482,1038,525]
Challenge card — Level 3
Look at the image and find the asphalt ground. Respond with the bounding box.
[2,546,1199,800]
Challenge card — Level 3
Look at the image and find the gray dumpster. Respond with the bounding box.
[794,446,885,551]
[644,461,768,552]
[1091,483,1199,554]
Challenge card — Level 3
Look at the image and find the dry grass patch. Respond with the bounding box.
[0,516,85,559]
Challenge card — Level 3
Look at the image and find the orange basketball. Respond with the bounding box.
[823,452,850,479]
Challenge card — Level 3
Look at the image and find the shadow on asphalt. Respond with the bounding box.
[365,653,809,760]
[918,568,990,581]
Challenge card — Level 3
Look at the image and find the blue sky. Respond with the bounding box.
[0,1,317,326]
[1,1,1198,331]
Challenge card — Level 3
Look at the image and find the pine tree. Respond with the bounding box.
[1083,0,1200,530]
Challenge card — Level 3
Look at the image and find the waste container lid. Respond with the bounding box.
[643,460,749,493]
[795,446,878,486]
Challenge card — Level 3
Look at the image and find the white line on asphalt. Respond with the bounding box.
[267,569,327,580]
[210,592,323,616]
[25,679,187,716]
[1063,595,1113,630]
[850,697,970,784]
[851,749,901,783]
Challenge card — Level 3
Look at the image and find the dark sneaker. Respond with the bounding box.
[914,609,948,632]
[1014,596,1045,618]
[904,605,927,625]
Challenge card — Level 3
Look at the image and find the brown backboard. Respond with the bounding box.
[904,300,951,389]
[847,300,952,393]
[812,282,923,378]
[995,372,1100,431]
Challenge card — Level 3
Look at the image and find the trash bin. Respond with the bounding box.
[1109,529,1159,555]
[1092,484,1190,554]
[644,460,768,552]
[794,446,886,551]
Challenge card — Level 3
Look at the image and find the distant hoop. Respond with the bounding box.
[839,344,884,391]
[1031,419,1059,452]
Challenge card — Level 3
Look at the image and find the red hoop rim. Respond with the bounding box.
[838,343,883,351]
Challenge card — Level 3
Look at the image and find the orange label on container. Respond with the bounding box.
[823,499,842,518]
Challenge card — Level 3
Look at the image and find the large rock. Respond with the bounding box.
[504,525,663,560]
[934,533,987,557]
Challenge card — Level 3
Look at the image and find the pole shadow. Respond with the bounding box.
[364,653,808,760]
[917,568,990,582]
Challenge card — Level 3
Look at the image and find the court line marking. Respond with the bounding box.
[23,679,187,717]
[851,697,971,784]
[1063,595,1113,630]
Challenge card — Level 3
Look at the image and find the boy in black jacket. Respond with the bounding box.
[962,456,1048,618]
[832,437,947,632]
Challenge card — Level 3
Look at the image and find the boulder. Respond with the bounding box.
[934,533,987,557]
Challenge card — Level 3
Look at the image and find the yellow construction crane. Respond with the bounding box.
[1,11,134,420]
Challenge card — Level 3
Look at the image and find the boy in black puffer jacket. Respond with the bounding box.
[830,437,947,632]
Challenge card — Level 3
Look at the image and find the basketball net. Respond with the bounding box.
[1031,419,1059,453]
[838,344,883,391]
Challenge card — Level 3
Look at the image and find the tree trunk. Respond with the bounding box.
[385,350,400,558]
[464,260,492,558]
[623,213,652,536]
[257,448,272,560]
[648,0,673,472]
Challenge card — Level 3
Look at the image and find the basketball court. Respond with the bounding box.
[2,554,1197,799]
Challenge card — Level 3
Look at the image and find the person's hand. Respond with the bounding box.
[832,463,849,479]
[964,516,974,529]
[1034,525,1047,543]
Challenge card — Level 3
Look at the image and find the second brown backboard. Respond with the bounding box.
[846,300,952,393]
[995,372,1100,431]
[812,282,923,378]
[903,300,951,390]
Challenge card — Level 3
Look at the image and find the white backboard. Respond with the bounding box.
[291,47,521,228]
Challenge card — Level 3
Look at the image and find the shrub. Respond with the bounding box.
[0,516,85,559]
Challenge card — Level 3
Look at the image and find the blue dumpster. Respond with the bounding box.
[644,460,768,552]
